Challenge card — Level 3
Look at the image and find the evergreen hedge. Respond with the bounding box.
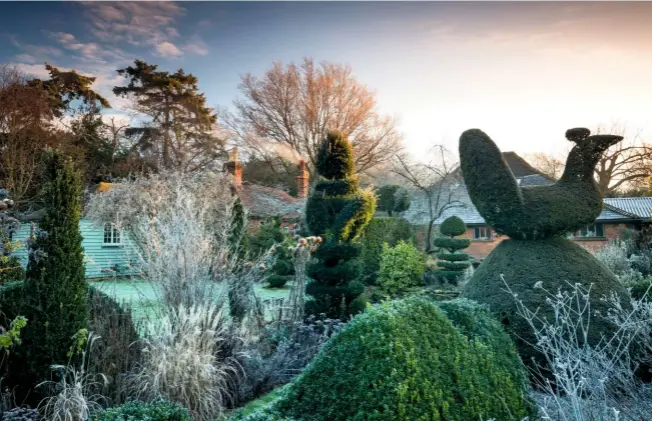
[91,400,191,421]
[7,151,88,403]
[274,297,536,421]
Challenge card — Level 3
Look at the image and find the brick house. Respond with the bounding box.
[402,152,652,261]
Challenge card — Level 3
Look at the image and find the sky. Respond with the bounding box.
[1,1,652,161]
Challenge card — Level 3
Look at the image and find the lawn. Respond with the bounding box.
[90,277,293,323]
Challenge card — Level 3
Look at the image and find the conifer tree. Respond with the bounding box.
[305,131,376,317]
[434,216,471,284]
[8,150,88,402]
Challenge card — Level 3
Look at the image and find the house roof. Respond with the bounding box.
[238,182,305,221]
[601,197,652,221]
[501,152,548,178]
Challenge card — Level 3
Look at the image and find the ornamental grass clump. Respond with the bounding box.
[273,297,536,421]
[125,303,241,421]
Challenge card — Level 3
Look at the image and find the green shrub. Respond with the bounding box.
[375,185,410,216]
[7,151,88,403]
[0,256,24,285]
[624,277,652,301]
[377,241,425,297]
[91,400,191,421]
[267,275,288,289]
[439,215,466,237]
[305,131,376,317]
[436,298,531,392]
[359,218,414,284]
[274,297,536,421]
[434,216,472,286]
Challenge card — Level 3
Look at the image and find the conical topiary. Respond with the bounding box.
[305,131,376,318]
[434,216,471,284]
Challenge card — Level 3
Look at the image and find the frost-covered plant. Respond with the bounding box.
[1,407,41,421]
[87,170,271,314]
[125,303,241,421]
[595,240,644,284]
[504,276,652,421]
[37,332,108,421]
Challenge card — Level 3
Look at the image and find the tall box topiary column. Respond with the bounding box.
[459,127,631,374]
[434,216,471,285]
[305,131,376,318]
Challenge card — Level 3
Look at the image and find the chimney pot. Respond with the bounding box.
[296,159,310,198]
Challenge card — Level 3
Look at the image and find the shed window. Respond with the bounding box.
[103,223,121,245]
[473,226,492,240]
[573,223,604,238]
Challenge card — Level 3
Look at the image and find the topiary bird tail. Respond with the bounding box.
[459,129,528,239]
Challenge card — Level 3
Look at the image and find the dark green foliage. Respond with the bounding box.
[91,400,191,421]
[315,132,354,180]
[0,256,24,285]
[433,237,471,252]
[305,132,376,317]
[268,275,288,288]
[459,128,623,240]
[462,237,630,374]
[229,197,248,258]
[359,218,414,284]
[434,216,471,285]
[87,285,140,402]
[624,277,652,301]
[376,185,410,216]
[274,297,536,421]
[0,281,24,318]
[439,215,466,237]
[249,217,294,289]
[7,151,88,403]
[436,298,532,396]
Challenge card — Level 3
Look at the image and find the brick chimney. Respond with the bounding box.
[224,147,243,188]
[296,159,310,198]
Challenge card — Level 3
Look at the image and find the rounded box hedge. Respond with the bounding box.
[273,296,536,421]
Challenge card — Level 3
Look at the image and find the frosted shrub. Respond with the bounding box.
[87,170,271,314]
[504,276,652,421]
[125,303,240,421]
[595,240,643,284]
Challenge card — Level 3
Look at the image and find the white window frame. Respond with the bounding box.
[473,225,493,241]
[572,223,604,238]
[103,223,122,246]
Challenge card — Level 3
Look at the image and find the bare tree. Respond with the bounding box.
[528,123,652,196]
[525,152,566,180]
[224,57,401,175]
[392,145,465,253]
[594,122,652,196]
[0,65,56,205]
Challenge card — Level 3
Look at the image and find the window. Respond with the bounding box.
[103,223,121,245]
[572,223,604,238]
[473,226,493,241]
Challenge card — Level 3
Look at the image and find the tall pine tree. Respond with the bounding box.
[305,132,376,318]
[113,60,225,171]
[8,150,88,403]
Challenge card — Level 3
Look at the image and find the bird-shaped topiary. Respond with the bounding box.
[305,131,376,318]
[459,128,631,376]
[434,216,472,285]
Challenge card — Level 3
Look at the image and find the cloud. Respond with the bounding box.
[156,41,183,57]
[8,62,58,79]
[13,54,37,64]
[81,1,186,49]
[184,37,209,56]
[10,36,63,57]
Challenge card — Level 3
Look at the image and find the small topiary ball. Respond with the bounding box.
[267,274,288,288]
[274,297,536,421]
[565,127,591,142]
[439,215,467,237]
